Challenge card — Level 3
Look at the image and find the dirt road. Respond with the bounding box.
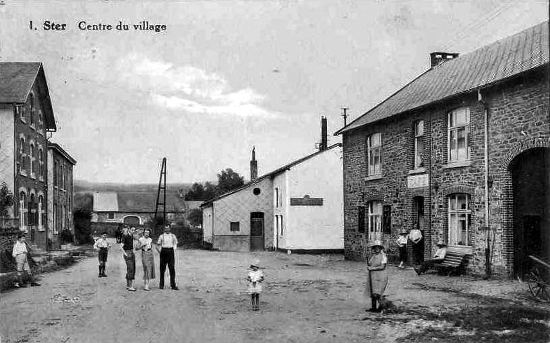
[1,244,548,343]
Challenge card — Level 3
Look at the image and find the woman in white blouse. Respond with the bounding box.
[136,228,155,291]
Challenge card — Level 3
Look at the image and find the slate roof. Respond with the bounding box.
[117,192,188,213]
[93,192,118,212]
[201,143,342,207]
[0,62,57,131]
[48,143,77,165]
[336,21,549,134]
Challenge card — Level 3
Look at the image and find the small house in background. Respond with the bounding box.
[47,142,76,249]
[91,191,201,234]
[202,117,344,253]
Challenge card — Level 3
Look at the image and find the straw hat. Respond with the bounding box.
[436,240,447,247]
[249,258,261,269]
[370,240,384,249]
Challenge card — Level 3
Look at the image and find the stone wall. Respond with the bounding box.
[342,68,549,276]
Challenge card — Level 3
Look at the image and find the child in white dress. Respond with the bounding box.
[246,260,264,311]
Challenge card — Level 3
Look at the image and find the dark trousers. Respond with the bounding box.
[412,240,424,264]
[124,250,135,280]
[159,248,176,287]
[417,258,443,274]
[399,246,407,263]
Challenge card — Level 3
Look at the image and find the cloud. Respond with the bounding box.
[118,54,279,118]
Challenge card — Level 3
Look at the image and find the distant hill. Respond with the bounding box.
[74,180,193,194]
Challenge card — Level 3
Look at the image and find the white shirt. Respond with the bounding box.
[139,237,153,251]
[434,247,447,259]
[94,238,110,249]
[157,233,178,248]
[396,236,408,246]
[409,229,423,243]
[12,241,28,257]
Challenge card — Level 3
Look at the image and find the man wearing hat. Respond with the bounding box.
[396,230,408,269]
[414,240,447,275]
[365,240,388,312]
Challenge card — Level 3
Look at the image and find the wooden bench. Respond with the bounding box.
[434,246,473,276]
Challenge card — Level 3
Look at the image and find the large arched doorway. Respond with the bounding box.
[509,147,550,277]
[123,215,141,226]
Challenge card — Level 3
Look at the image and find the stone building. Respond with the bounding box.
[47,143,76,249]
[335,22,549,277]
[0,62,57,250]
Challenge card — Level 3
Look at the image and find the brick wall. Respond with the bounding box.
[342,68,549,276]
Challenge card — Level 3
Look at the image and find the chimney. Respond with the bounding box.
[250,146,258,180]
[430,52,459,68]
[320,116,328,151]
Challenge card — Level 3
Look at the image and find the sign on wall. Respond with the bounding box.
[290,195,323,206]
[407,174,429,188]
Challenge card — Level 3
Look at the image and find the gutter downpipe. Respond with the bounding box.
[478,89,491,278]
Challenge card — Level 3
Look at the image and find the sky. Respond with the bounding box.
[0,0,547,184]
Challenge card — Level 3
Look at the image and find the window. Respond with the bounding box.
[253,187,261,195]
[19,104,26,122]
[367,201,382,241]
[38,195,44,230]
[448,194,471,245]
[367,133,382,176]
[19,191,27,231]
[275,188,279,207]
[280,216,284,236]
[29,93,35,127]
[53,204,58,234]
[108,212,114,219]
[357,206,365,233]
[414,121,425,169]
[54,161,58,186]
[38,149,44,179]
[18,138,25,174]
[230,221,240,232]
[30,144,35,178]
[448,107,470,162]
[29,194,36,226]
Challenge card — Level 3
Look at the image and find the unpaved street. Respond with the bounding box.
[1,244,549,343]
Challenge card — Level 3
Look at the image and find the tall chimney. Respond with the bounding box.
[250,146,258,180]
[320,116,328,151]
[430,52,459,68]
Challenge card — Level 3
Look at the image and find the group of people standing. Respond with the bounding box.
[93,224,179,291]
[365,228,448,313]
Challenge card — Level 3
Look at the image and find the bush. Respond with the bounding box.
[59,229,74,244]
[74,209,93,244]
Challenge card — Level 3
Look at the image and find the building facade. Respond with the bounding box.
[0,63,57,250]
[202,124,344,253]
[47,143,76,249]
[336,22,549,277]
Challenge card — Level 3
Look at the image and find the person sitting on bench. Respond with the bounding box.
[414,240,447,275]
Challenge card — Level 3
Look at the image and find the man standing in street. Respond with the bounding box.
[120,226,136,291]
[156,224,178,290]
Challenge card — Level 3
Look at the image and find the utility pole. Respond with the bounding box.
[154,157,167,237]
[341,107,349,126]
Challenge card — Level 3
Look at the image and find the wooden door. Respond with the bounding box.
[250,212,264,251]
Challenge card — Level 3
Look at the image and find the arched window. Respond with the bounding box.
[38,149,44,179]
[38,195,44,230]
[29,193,36,226]
[18,137,25,174]
[29,93,35,126]
[448,193,471,245]
[19,191,27,230]
[30,144,35,177]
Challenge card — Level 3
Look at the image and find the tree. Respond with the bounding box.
[216,168,244,195]
[187,208,202,227]
[0,182,14,217]
[73,209,93,244]
[74,193,93,212]
[185,182,217,201]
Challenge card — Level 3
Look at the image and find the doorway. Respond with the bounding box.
[510,147,549,278]
[250,212,264,251]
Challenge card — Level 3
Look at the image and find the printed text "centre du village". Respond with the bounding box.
[31,21,167,33]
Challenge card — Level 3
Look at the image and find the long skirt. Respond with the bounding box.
[141,250,155,280]
[365,269,388,298]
